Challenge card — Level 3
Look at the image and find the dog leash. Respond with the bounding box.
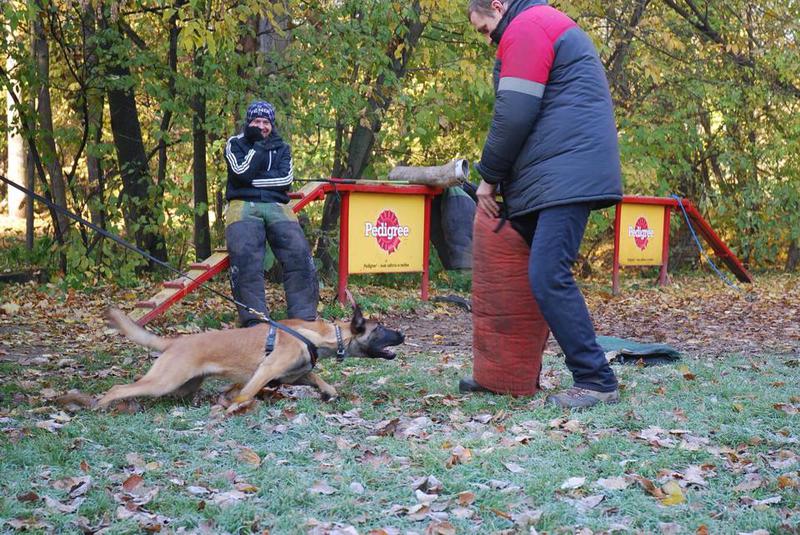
[1,174,320,362]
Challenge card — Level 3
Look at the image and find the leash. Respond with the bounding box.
[671,194,744,293]
[0,173,320,362]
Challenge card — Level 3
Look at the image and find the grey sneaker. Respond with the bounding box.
[545,386,619,409]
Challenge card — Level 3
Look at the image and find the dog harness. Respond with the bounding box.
[264,325,278,354]
[264,323,319,367]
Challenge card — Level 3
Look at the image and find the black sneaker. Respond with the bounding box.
[545,386,619,409]
[458,377,494,394]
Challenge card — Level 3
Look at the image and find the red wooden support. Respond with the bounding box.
[337,191,351,305]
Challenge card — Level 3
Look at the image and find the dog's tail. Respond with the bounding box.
[105,308,171,352]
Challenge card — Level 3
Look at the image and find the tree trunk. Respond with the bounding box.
[786,241,800,272]
[5,43,27,218]
[106,60,168,266]
[81,1,105,228]
[26,150,34,250]
[192,48,211,260]
[33,3,69,242]
[155,2,183,190]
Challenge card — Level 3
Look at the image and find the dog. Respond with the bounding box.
[97,302,404,413]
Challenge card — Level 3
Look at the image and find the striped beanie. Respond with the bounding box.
[246,100,275,124]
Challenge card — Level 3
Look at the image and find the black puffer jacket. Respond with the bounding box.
[224,130,294,204]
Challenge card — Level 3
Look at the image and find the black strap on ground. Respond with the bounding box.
[0,173,319,364]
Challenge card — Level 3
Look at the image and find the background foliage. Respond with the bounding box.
[1,0,798,283]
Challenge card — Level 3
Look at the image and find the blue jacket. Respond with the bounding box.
[224,130,294,204]
[475,0,622,217]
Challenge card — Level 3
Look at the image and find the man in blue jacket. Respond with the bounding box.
[464,0,623,408]
[224,100,319,326]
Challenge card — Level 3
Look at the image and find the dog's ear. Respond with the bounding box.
[350,303,366,334]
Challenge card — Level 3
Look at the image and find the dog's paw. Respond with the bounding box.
[97,399,141,414]
[320,390,338,402]
[225,398,258,416]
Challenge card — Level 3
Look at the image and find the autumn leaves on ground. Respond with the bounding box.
[1,274,799,533]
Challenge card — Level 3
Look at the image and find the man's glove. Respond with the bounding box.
[244,125,264,144]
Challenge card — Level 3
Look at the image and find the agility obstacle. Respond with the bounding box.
[130,180,441,325]
[612,195,752,293]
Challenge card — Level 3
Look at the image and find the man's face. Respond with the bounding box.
[469,1,505,44]
[248,117,272,139]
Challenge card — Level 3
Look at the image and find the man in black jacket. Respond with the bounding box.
[224,100,319,326]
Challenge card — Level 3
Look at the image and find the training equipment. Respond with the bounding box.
[471,210,550,396]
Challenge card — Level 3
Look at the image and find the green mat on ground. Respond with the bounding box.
[597,336,681,366]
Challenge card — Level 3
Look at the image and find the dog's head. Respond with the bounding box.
[344,303,404,360]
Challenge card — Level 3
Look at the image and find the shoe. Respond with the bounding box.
[458,377,494,394]
[545,386,619,409]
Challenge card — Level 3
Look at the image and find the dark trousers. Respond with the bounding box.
[511,203,618,392]
[225,200,319,325]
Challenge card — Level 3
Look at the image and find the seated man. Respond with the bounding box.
[223,100,319,326]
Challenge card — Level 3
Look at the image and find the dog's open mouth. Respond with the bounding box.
[372,347,397,360]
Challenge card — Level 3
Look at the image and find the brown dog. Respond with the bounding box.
[97,304,404,413]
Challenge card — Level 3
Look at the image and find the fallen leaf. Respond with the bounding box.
[577,494,604,510]
[309,481,337,495]
[424,520,456,535]
[234,482,258,493]
[660,480,685,506]
[373,418,400,437]
[445,445,472,468]
[211,490,247,507]
[406,503,430,521]
[457,491,475,506]
[596,476,630,490]
[1,302,21,315]
[236,448,261,467]
[733,473,763,492]
[16,491,39,502]
[491,508,512,520]
[415,490,437,504]
[122,474,145,493]
[560,477,586,490]
[503,462,525,474]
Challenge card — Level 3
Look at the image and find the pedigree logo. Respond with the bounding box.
[364,210,409,254]
[628,216,655,251]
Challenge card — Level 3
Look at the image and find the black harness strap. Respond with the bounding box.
[264,323,319,367]
[264,325,277,354]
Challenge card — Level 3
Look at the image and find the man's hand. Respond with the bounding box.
[244,125,264,144]
[476,179,499,218]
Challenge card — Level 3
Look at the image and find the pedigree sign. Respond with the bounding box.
[348,192,425,273]
[618,203,665,266]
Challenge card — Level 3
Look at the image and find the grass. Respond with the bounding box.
[1,344,798,533]
[1,286,799,534]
